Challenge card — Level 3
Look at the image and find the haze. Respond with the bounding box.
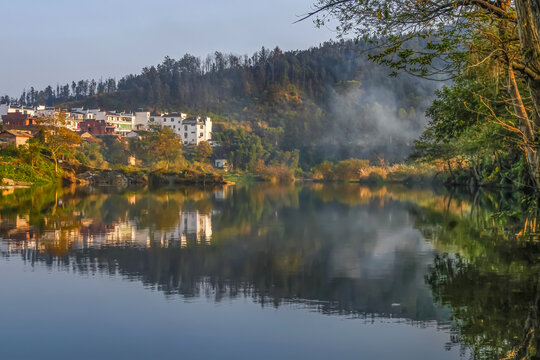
[0,0,334,96]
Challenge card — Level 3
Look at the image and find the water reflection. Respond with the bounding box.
[0,184,539,359]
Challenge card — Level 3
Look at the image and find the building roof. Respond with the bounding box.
[80,131,94,138]
[183,117,204,125]
[1,129,33,138]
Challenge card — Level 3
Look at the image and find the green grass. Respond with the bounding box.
[223,171,259,184]
[0,156,59,185]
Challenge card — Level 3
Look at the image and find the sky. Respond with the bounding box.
[0,0,336,97]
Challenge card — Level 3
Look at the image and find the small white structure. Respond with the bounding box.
[214,159,228,169]
[125,131,140,139]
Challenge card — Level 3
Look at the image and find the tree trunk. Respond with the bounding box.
[515,0,540,188]
[447,159,457,184]
[508,64,539,187]
[515,0,540,124]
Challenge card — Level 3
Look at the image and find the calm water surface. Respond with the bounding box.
[0,184,538,359]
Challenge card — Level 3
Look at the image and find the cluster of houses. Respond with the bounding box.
[0,103,213,148]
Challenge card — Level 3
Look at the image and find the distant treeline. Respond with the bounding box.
[3,40,438,168]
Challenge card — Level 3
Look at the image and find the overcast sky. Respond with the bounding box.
[0,0,336,96]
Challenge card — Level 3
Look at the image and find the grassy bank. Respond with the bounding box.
[0,155,59,185]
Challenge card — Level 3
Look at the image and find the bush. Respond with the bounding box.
[311,161,335,181]
[334,159,370,181]
[1,145,21,158]
[255,161,295,183]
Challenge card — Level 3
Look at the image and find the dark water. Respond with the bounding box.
[0,184,538,360]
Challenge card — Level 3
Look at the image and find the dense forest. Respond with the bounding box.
[2,40,439,169]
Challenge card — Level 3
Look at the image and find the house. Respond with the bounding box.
[159,112,187,135]
[79,119,115,136]
[134,110,150,130]
[181,116,212,145]
[35,106,56,118]
[80,132,99,143]
[150,112,212,145]
[0,130,33,148]
[1,113,38,129]
[65,112,85,131]
[0,104,36,118]
[149,113,162,125]
[105,112,134,135]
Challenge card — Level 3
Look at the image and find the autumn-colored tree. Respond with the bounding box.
[194,141,213,163]
[149,126,184,171]
[37,112,81,173]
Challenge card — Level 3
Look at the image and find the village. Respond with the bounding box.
[0,103,213,148]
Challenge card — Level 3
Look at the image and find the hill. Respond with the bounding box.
[5,40,439,168]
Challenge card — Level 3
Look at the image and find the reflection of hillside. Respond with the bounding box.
[0,184,452,323]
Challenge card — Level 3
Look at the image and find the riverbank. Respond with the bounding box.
[67,168,228,187]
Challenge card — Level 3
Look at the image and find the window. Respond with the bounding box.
[173,125,175,129]
[199,133,203,138]
[200,125,204,129]
[184,133,187,138]
[184,125,188,131]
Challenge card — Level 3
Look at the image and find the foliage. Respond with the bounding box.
[309,0,540,188]
[411,72,528,188]
[254,161,295,183]
[193,141,213,163]
[38,113,81,173]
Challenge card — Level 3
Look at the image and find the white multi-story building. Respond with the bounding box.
[86,109,134,134]
[181,116,212,145]
[148,113,162,125]
[35,106,56,118]
[70,108,96,120]
[134,110,150,130]
[148,112,212,145]
[88,109,106,121]
[158,112,187,132]
[0,104,36,118]
[105,112,134,134]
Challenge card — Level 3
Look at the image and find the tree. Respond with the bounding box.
[148,126,184,171]
[306,0,540,186]
[194,141,213,163]
[37,113,81,173]
[21,139,45,168]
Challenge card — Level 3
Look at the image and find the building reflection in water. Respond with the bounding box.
[0,203,213,255]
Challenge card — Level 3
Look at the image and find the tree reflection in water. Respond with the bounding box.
[0,183,538,359]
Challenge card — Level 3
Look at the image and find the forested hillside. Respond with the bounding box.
[5,40,438,168]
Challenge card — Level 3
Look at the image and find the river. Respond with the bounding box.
[0,183,538,359]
